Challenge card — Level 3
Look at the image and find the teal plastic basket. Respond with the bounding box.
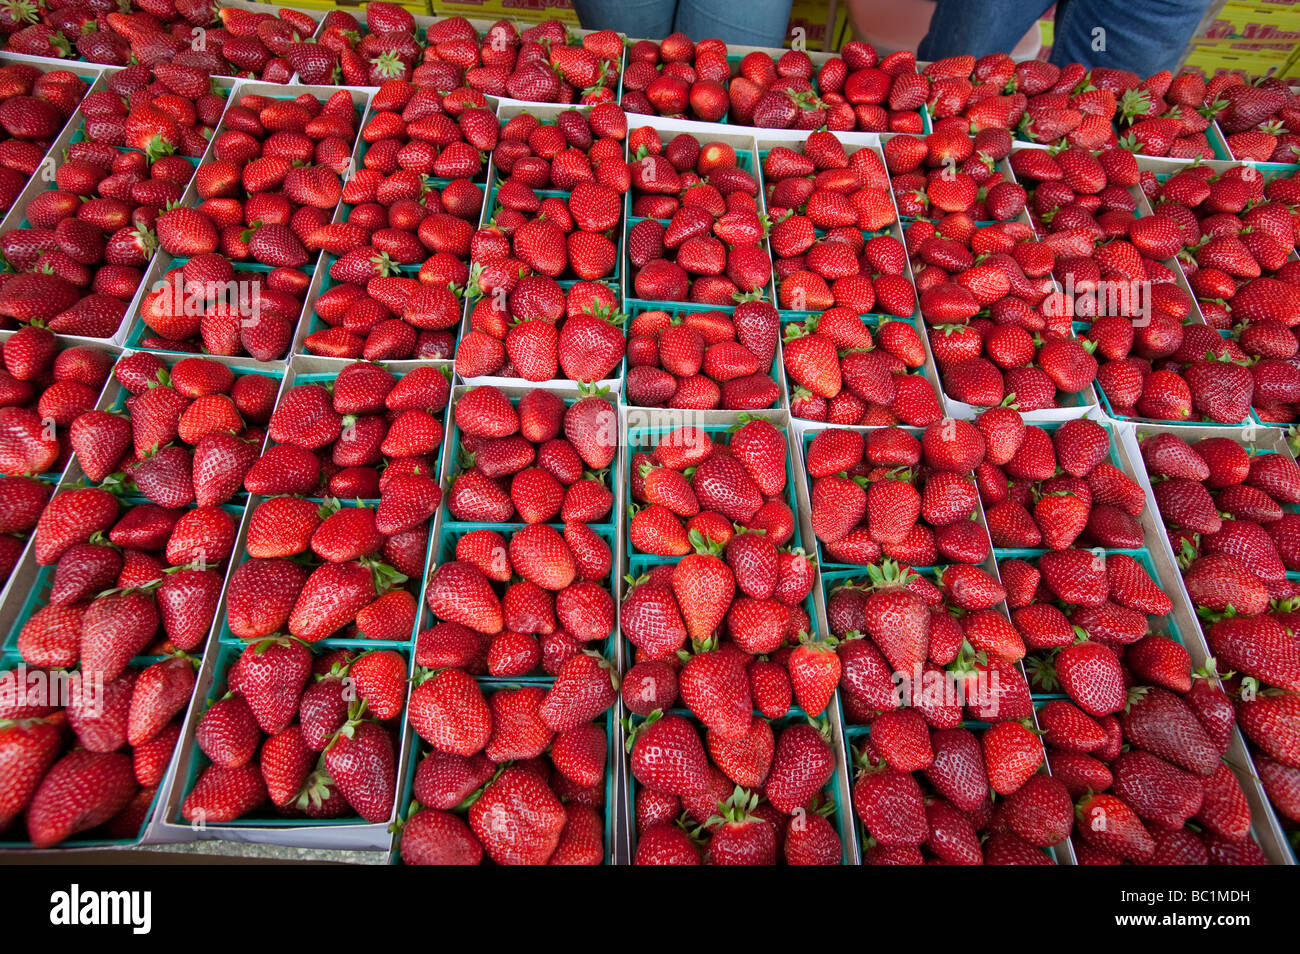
[298,252,461,359]
[799,426,997,574]
[442,389,619,535]
[4,501,245,658]
[485,180,623,285]
[624,703,857,864]
[171,640,410,830]
[622,300,781,409]
[124,259,311,360]
[625,417,802,562]
[0,651,179,850]
[217,499,433,650]
[393,689,619,865]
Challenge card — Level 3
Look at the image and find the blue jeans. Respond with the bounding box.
[570,0,794,48]
[918,0,1211,76]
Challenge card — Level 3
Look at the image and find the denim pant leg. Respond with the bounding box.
[1050,0,1211,75]
[569,0,677,38]
[673,0,795,48]
[917,0,1055,61]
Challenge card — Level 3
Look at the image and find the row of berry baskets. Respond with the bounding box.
[3,52,1295,435]
[2,351,1297,862]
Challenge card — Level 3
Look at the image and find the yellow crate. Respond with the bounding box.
[1185,47,1292,77]
[785,0,848,51]
[432,0,579,25]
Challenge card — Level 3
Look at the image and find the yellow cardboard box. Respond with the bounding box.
[785,0,849,51]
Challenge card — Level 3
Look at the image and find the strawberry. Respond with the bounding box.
[629,712,710,796]
[26,750,137,848]
[182,763,267,824]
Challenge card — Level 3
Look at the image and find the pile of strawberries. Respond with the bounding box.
[620,433,841,864]
[138,257,311,360]
[885,127,1028,224]
[65,352,275,510]
[3,4,319,83]
[1137,429,1300,834]
[627,417,800,561]
[622,35,926,136]
[399,678,613,863]
[416,522,616,684]
[917,56,1218,159]
[0,62,88,214]
[625,301,781,409]
[628,713,843,864]
[301,85,494,362]
[455,105,630,382]
[22,487,233,665]
[820,552,1063,861]
[806,419,993,567]
[183,642,405,826]
[850,718,1072,864]
[294,14,623,106]
[184,86,361,266]
[901,161,1107,410]
[1,649,199,847]
[977,414,1149,551]
[1001,543,1271,864]
[283,5,424,87]
[1199,73,1300,164]
[784,308,939,424]
[766,134,909,312]
[0,64,229,338]
[1129,165,1300,423]
[1,325,114,474]
[444,384,615,526]
[627,127,772,306]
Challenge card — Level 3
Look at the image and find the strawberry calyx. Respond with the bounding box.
[1023,651,1059,692]
[360,556,408,594]
[294,769,335,814]
[704,784,761,831]
[622,707,663,752]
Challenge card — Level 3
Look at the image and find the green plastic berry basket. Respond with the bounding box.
[0,651,180,850]
[623,418,802,562]
[94,359,284,505]
[215,497,434,651]
[170,640,411,832]
[440,388,620,536]
[623,705,856,864]
[2,500,245,659]
[260,366,450,500]
[483,179,624,285]
[122,259,312,360]
[297,252,463,361]
[391,690,618,865]
[621,300,782,411]
[798,427,996,575]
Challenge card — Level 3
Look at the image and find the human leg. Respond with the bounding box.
[673,0,795,48]
[917,0,1055,61]
[569,0,676,39]
[1049,0,1212,75]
